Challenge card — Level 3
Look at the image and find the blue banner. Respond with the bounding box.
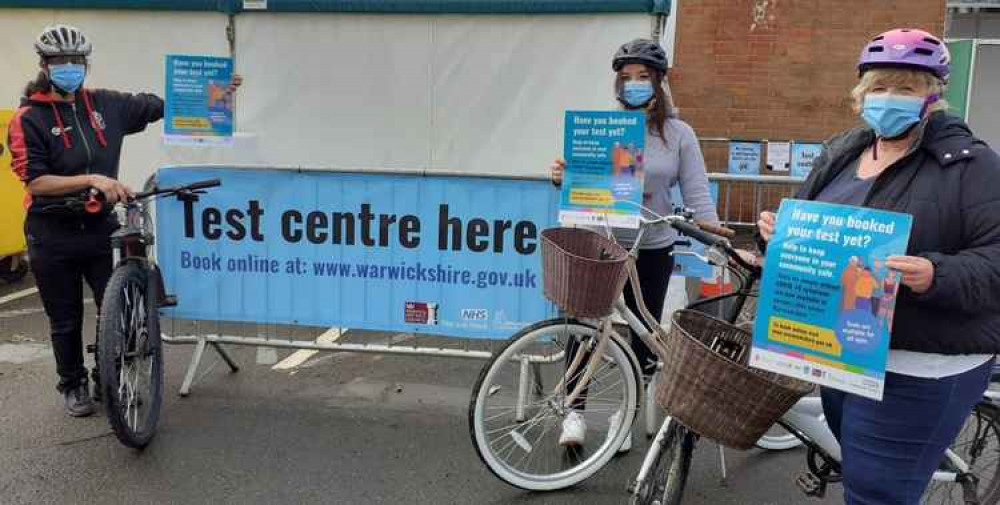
[560,110,645,228]
[155,167,558,339]
[670,182,719,278]
[164,55,234,145]
[750,200,912,400]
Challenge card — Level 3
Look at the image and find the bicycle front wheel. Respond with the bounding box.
[469,318,639,491]
[99,261,164,449]
[631,418,694,505]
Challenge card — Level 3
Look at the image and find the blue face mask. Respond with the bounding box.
[621,81,655,108]
[48,63,86,93]
[861,94,925,139]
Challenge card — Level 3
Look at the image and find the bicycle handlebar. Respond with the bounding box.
[133,178,222,201]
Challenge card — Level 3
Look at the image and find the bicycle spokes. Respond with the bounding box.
[115,280,153,434]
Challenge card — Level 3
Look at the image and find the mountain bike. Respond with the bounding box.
[96,178,221,448]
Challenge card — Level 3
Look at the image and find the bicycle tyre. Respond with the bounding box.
[922,402,1000,504]
[469,318,640,491]
[631,419,694,505]
[99,261,164,449]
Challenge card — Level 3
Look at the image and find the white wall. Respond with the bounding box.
[1,10,652,187]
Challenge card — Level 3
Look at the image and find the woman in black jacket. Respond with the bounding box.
[758,29,1000,504]
[8,24,240,417]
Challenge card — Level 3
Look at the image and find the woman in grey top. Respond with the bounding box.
[551,39,719,450]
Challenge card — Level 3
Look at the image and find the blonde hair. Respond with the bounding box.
[851,68,949,114]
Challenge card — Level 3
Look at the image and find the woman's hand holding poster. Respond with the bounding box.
[750,199,913,400]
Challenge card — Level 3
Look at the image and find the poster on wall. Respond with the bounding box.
[791,143,824,179]
[728,141,762,175]
[164,54,235,145]
[750,199,912,400]
[559,110,646,228]
[767,141,791,172]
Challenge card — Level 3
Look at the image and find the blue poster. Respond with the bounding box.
[155,167,558,339]
[669,182,719,278]
[560,110,645,229]
[164,55,234,145]
[728,141,762,175]
[791,143,824,179]
[750,200,912,400]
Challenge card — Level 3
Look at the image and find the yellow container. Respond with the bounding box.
[0,109,28,257]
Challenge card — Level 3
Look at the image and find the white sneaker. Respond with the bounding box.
[559,411,586,447]
[609,410,632,453]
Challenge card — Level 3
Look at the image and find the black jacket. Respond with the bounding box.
[8,88,163,213]
[796,112,1000,354]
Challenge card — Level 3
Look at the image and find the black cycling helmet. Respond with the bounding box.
[612,39,668,73]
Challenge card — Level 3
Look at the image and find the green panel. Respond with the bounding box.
[946,40,974,119]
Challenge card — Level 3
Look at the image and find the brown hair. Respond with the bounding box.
[614,67,676,145]
[23,70,51,97]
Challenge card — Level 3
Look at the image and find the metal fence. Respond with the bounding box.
[1,173,805,396]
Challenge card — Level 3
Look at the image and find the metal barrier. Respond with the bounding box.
[708,173,805,228]
[1,171,804,397]
[161,319,501,396]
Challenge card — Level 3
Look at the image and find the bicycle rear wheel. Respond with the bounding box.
[922,402,1000,504]
[99,261,164,449]
[469,318,639,491]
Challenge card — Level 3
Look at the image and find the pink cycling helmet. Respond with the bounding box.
[858,28,950,82]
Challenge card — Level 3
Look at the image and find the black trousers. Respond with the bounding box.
[26,213,116,392]
[566,246,674,409]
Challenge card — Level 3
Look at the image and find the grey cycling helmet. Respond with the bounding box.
[612,39,668,72]
[35,24,92,58]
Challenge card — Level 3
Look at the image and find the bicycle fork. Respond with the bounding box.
[628,416,675,495]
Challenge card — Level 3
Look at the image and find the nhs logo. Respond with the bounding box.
[461,309,489,321]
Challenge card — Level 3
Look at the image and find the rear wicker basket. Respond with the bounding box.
[540,228,630,318]
[655,309,814,450]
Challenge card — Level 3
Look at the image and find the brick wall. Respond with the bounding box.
[668,0,946,220]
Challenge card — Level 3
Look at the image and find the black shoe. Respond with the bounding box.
[64,382,96,418]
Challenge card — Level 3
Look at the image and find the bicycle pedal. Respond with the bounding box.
[159,295,178,308]
[795,473,826,498]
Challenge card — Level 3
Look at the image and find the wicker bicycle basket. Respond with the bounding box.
[655,309,814,450]
[540,228,630,318]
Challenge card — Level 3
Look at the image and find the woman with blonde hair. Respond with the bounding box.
[758,28,1000,503]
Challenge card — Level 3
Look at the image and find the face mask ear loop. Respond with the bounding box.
[921,93,940,118]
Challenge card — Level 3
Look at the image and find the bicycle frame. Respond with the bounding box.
[110,199,154,265]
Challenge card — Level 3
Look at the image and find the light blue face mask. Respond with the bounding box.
[48,63,86,93]
[861,94,926,139]
[621,81,655,108]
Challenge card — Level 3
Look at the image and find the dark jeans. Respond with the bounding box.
[821,358,994,505]
[566,246,674,409]
[26,213,116,392]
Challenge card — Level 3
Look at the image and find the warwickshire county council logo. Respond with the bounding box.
[405,302,438,325]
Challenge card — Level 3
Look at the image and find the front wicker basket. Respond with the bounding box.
[655,309,814,450]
